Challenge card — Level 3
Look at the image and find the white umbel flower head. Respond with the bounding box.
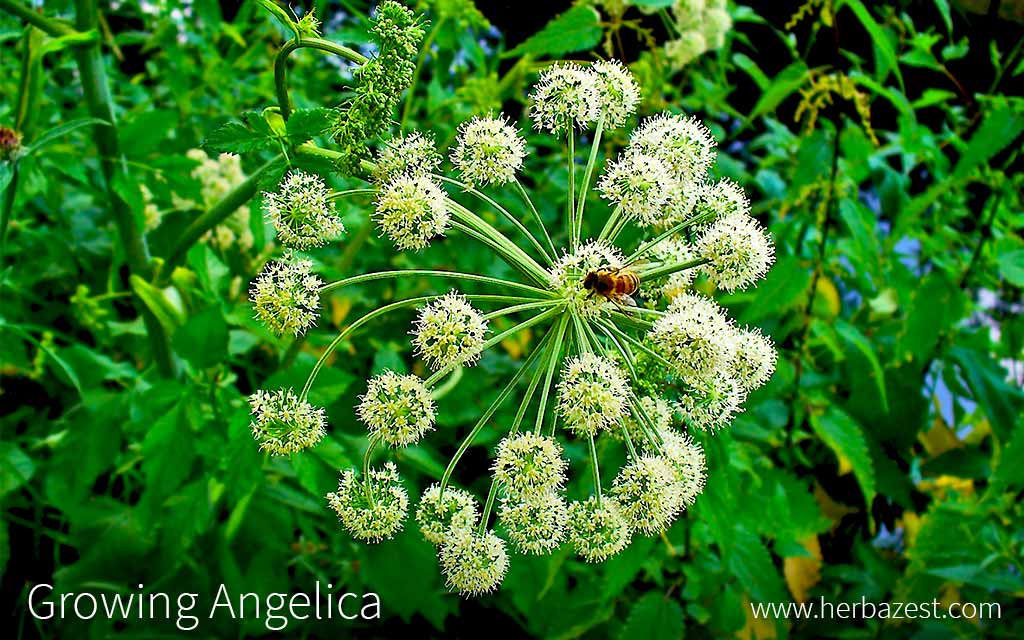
[698,178,751,220]
[262,171,343,249]
[591,59,640,129]
[251,255,322,336]
[374,175,450,251]
[597,152,679,227]
[567,496,632,562]
[647,292,733,381]
[416,483,479,545]
[556,353,631,437]
[696,212,775,291]
[548,240,626,318]
[655,429,707,508]
[439,529,509,596]
[356,371,436,447]
[728,326,777,391]
[665,32,708,71]
[492,432,568,498]
[248,388,326,454]
[529,62,601,133]
[677,371,746,432]
[411,292,488,370]
[326,462,408,542]
[628,113,716,184]
[451,115,527,187]
[611,455,681,534]
[374,131,442,184]
[499,492,568,554]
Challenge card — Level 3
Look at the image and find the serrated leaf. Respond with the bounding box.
[619,592,684,640]
[285,107,339,142]
[809,407,876,510]
[835,321,889,412]
[506,6,602,58]
[948,346,1023,442]
[0,442,35,498]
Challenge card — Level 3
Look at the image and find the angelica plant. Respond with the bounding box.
[243,2,775,598]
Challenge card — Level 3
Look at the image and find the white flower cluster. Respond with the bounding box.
[665,0,733,71]
[262,171,344,249]
[529,59,640,132]
[243,51,779,602]
[411,292,488,370]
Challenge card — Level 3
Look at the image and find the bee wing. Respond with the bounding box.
[620,294,637,307]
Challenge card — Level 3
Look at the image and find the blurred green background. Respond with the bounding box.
[1,0,1022,637]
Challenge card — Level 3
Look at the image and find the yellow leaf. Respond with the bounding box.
[737,595,779,640]
[330,296,352,327]
[501,327,532,360]
[916,475,974,499]
[813,483,857,527]
[899,511,922,549]
[919,398,962,458]
[812,277,840,319]
[784,535,823,603]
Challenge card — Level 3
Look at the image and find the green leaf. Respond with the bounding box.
[139,403,195,515]
[835,321,889,412]
[747,62,808,124]
[0,442,35,498]
[23,117,109,155]
[948,346,1023,442]
[933,0,952,33]
[809,407,876,509]
[285,107,339,142]
[836,0,903,88]
[172,305,229,369]
[739,255,812,323]
[952,106,1024,180]
[996,249,1024,286]
[894,271,964,363]
[618,592,684,640]
[506,6,602,58]
[203,111,279,154]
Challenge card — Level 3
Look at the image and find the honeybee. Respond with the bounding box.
[582,267,640,307]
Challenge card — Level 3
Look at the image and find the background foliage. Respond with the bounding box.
[1,0,1023,638]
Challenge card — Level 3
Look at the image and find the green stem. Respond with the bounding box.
[597,205,623,243]
[300,296,436,400]
[575,116,604,242]
[158,154,284,284]
[0,0,77,36]
[589,436,602,502]
[72,0,174,377]
[438,175,553,265]
[275,37,369,120]
[425,304,564,387]
[328,188,375,200]
[437,325,558,495]
[399,15,445,129]
[447,200,550,285]
[319,269,554,298]
[362,435,381,504]
[478,478,500,535]
[450,220,547,286]
[625,210,715,264]
[637,257,708,283]
[513,178,558,258]
[482,299,559,321]
[534,312,570,435]
[567,133,577,248]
